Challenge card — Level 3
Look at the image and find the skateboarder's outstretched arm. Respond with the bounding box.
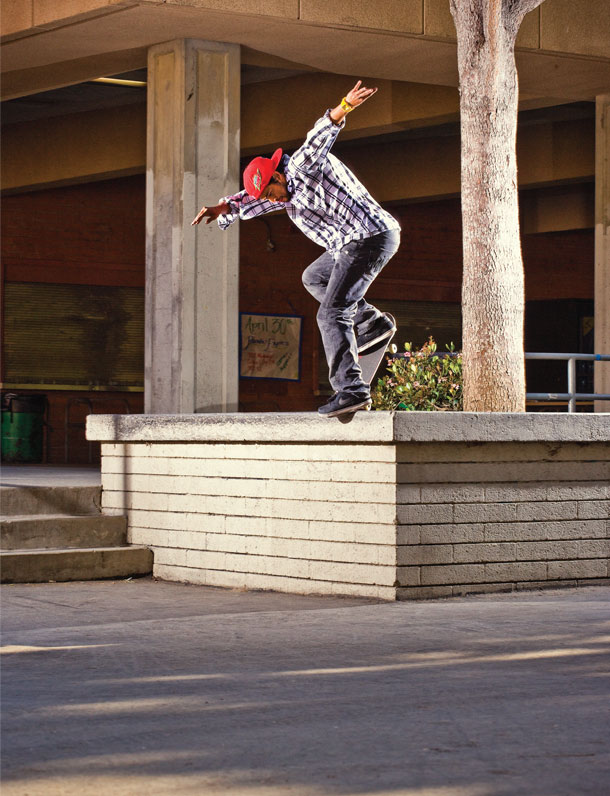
[192,80,377,226]
[290,80,377,174]
[191,191,279,227]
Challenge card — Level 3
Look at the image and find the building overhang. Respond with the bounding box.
[2,1,609,102]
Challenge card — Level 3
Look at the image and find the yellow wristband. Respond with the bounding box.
[340,97,354,113]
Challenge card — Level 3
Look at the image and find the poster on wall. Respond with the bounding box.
[239,313,303,381]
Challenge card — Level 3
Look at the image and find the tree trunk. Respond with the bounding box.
[450,0,545,412]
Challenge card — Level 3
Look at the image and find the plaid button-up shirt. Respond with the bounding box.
[218,111,400,255]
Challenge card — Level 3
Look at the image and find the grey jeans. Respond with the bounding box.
[302,229,401,395]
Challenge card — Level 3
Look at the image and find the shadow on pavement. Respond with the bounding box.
[1,580,609,795]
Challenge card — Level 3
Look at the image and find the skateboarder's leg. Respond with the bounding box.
[303,232,400,350]
[303,254,382,336]
[302,250,335,303]
[351,230,401,342]
[303,250,367,401]
[317,230,399,396]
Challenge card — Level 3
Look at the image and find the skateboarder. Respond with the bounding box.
[192,81,401,417]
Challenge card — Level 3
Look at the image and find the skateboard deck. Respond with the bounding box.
[359,332,396,387]
[333,333,396,422]
[323,319,397,421]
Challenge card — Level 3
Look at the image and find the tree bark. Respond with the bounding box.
[450,0,546,411]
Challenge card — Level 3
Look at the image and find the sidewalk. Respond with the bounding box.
[1,578,609,795]
[0,464,101,488]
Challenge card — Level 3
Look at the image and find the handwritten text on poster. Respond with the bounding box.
[240,313,302,381]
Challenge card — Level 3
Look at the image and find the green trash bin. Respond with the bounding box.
[1,394,47,463]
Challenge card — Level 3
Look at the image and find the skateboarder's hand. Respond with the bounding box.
[191,202,229,226]
[344,80,378,109]
[330,80,377,124]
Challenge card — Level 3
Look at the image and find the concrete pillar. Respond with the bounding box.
[595,94,610,412]
[145,39,240,413]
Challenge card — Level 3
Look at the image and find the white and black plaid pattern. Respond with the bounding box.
[218,111,400,254]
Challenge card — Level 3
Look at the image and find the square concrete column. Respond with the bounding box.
[146,39,240,413]
[595,94,610,411]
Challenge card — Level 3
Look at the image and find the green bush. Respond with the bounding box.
[371,337,463,411]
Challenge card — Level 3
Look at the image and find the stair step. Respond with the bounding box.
[0,485,101,516]
[0,546,153,583]
[0,514,127,551]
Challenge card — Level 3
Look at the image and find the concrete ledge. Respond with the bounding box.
[87,411,610,444]
[88,412,609,600]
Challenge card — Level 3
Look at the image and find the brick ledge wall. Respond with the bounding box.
[88,413,610,600]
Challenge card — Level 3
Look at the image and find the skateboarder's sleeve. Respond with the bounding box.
[216,189,283,230]
[290,111,344,175]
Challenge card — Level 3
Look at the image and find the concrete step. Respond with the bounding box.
[0,485,101,517]
[0,546,153,584]
[1,514,127,551]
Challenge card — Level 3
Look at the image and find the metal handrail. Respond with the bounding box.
[525,353,610,413]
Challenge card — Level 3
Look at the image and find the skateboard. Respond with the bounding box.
[322,317,397,421]
[358,331,397,390]
[332,333,396,422]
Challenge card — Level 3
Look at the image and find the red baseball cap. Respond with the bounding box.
[243,148,283,198]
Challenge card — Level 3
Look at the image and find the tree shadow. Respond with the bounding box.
[2,593,609,795]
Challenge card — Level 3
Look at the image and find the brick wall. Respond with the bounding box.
[101,441,399,599]
[396,442,609,599]
[1,176,145,288]
[95,418,609,600]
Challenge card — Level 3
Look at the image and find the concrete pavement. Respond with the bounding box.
[0,464,101,488]
[1,578,609,795]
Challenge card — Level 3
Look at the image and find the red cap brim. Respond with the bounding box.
[271,148,283,170]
